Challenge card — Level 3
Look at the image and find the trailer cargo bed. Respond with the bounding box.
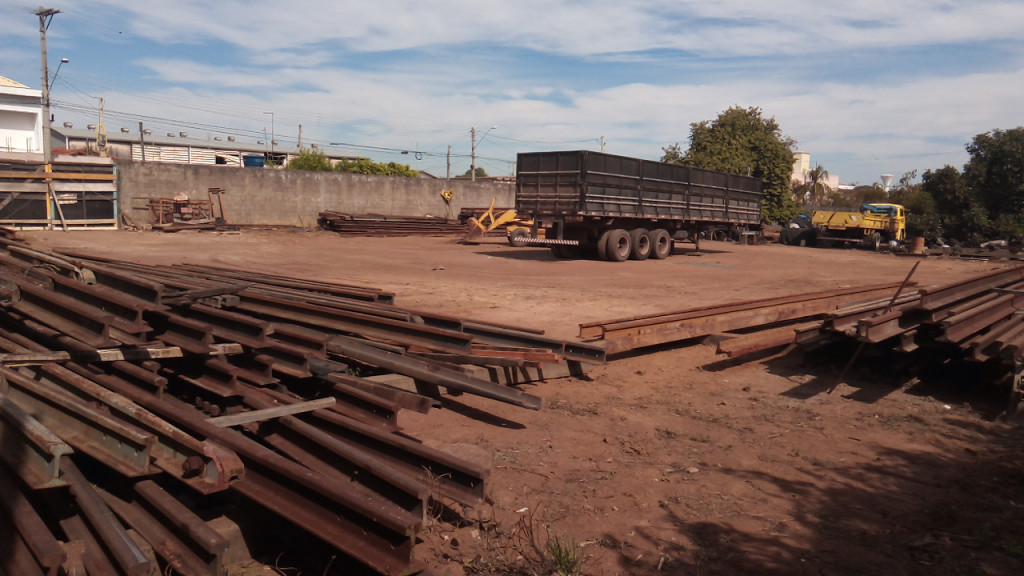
[515,151,763,261]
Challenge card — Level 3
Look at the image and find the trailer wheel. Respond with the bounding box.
[629,228,652,261]
[604,229,631,262]
[508,228,528,247]
[650,229,673,259]
[597,229,614,261]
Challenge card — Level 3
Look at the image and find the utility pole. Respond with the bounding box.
[446,145,451,180]
[601,136,606,153]
[35,7,60,164]
[298,124,302,149]
[470,125,497,182]
[470,127,477,182]
[139,121,146,162]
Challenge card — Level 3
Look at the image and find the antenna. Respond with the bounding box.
[880,174,895,192]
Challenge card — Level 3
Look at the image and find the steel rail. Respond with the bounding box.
[328,335,542,410]
[580,281,908,338]
[916,265,1024,311]
[0,394,72,489]
[58,513,122,576]
[97,486,217,576]
[1,366,156,477]
[60,459,153,576]
[254,386,487,506]
[234,292,476,352]
[0,461,66,572]
[595,284,911,355]
[133,479,229,557]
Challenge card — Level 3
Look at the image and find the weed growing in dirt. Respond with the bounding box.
[546,534,585,576]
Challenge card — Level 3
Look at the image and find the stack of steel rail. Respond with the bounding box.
[318,211,467,236]
[0,236,604,576]
[582,264,1024,410]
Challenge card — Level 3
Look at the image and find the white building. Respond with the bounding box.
[0,75,43,154]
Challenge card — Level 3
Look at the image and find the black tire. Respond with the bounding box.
[871,232,882,251]
[629,228,652,261]
[597,229,614,261]
[604,229,631,262]
[780,231,790,245]
[650,229,672,259]
[508,228,528,247]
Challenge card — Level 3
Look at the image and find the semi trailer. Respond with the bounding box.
[514,150,763,261]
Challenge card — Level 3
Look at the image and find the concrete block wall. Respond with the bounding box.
[116,162,515,227]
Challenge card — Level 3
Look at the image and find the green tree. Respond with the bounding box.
[889,170,940,238]
[663,106,796,223]
[335,158,419,177]
[921,166,989,243]
[793,164,831,208]
[286,148,333,171]
[963,127,1024,237]
[462,167,489,178]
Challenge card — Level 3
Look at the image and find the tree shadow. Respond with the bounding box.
[601,430,1024,575]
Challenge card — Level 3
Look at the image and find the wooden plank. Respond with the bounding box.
[206,398,336,427]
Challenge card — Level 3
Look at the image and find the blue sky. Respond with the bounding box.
[2,0,1022,185]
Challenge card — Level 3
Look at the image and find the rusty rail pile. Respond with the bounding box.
[318,211,466,236]
[0,237,602,576]
[581,281,918,355]
[582,264,1024,409]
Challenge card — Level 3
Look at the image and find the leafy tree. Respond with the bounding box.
[921,166,989,243]
[335,158,419,177]
[963,127,1024,237]
[462,167,489,178]
[889,170,940,238]
[793,164,831,208]
[663,106,797,223]
[286,148,333,171]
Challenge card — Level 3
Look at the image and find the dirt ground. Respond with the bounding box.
[18,229,1024,576]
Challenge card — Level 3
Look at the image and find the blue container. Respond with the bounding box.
[242,154,265,168]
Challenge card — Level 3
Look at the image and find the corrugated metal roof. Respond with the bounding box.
[0,75,30,88]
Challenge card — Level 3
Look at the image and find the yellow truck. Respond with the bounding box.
[811,203,907,250]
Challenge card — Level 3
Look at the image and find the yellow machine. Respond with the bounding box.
[463,198,520,242]
[811,203,907,250]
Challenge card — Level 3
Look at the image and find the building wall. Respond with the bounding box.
[116,162,515,227]
[0,85,43,153]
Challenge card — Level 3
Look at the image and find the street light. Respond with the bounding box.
[470,125,498,182]
[50,57,68,90]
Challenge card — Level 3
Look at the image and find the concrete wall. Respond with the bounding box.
[116,162,515,227]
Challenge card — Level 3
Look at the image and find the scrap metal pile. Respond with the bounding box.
[0,236,603,576]
[583,263,1024,410]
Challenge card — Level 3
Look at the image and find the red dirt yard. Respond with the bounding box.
[19,230,1024,576]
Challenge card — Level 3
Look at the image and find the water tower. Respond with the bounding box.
[880,174,895,193]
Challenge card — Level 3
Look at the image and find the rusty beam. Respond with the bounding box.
[0,394,72,489]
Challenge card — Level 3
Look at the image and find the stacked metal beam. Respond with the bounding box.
[0,236,603,576]
[317,211,467,236]
[583,263,1024,410]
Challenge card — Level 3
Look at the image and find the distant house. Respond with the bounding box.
[51,126,359,168]
[0,75,43,154]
